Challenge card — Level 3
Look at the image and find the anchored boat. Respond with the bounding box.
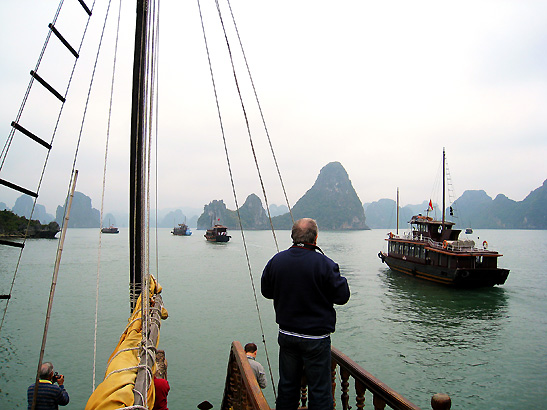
[378,150,510,287]
[101,225,119,234]
[204,224,231,242]
[172,223,192,236]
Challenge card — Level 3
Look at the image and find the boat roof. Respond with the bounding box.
[410,214,455,227]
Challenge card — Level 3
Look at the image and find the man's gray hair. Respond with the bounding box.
[291,218,318,244]
[39,362,54,379]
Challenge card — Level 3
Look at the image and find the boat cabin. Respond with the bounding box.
[410,215,460,242]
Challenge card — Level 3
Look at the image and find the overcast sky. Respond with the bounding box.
[1,1,546,216]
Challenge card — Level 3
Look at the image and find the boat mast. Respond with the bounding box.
[129,0,149,311]
[442,147,446,232]
[396,187,399,235]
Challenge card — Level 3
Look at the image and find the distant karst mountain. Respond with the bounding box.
[365,178,547,229]
[195,162,368,230]
[196,194,270,230]
[269,204,288,217]
[272,162,368,230]
[452,179,547,229]
[55,191,100,228]
[364,200,433,229]
[12,195,55,224]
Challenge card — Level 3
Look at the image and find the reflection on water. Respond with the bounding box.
[379,268,509,349]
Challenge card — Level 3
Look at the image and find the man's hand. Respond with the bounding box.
[56,374,65,385]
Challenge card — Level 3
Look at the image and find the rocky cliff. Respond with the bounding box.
[55,191,100,228]
[271,162,368,230]
[196,162,368,230]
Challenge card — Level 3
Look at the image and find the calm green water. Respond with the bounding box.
[1,229,546,409]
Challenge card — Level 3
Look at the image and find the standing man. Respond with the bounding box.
[27,362,69,410]
[244,342,267,389]
[261,218,350,410]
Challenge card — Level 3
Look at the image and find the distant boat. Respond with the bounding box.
[172,223,192,236]
[204,224,231,242]
[101,225,119,234]
[378,149,509,287]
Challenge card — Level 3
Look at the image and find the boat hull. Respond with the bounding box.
[379,252,509,287]
[205,235,230,242]
[101,228,119,234]
[172,230,192,236]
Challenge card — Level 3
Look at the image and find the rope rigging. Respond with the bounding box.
[94,0,123,390]
[199,0,296,399]
[5,0,292,407]
[0,0,98,337]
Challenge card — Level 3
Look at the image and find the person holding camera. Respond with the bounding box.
[27,362,69,410]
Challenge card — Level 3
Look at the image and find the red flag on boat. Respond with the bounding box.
[428,199,433,211]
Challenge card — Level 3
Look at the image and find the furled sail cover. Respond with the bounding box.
[85,276,168,410]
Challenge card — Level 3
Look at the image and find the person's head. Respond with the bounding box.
[244,343,258,356]
[39,362,54,380]
[291,218,318,245]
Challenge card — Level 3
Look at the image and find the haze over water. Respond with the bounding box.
[0,228,545,409]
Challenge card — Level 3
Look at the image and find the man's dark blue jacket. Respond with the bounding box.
[261,246,350,335]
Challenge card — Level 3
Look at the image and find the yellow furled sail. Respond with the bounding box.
[85,276,168,410]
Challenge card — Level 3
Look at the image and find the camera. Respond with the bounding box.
[52,372,60,382]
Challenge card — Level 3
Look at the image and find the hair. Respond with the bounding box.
[244,343,257,353]
[40,362,54,380]
[155,349,167,379]
[291,218,318,244]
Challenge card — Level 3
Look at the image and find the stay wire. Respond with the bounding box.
[225,0,294,227]
[214,0,279,253]
[0,0,63,169]
[0,0,98,337]
[209,0,279,398]
[94,0,122,390]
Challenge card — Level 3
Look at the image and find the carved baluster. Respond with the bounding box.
[355,379,366,410]
[372,394,386,410]
[241,385,249,410]
[226,354,237,409]
[340,368,350,410]
[300,373,308,408]
[331,361,337,409]
[233,360,242,410]
[431,393,451,410]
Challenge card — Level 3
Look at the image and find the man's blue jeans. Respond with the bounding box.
[276,332,333,410]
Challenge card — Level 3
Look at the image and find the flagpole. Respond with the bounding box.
[442,148,446,232]
[396,187,399,235]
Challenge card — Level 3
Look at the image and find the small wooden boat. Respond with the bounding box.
[204,224,231,242]
[172,223,192,236]
[378,149,509,287]
[101,225,119,234]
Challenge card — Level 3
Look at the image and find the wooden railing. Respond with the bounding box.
[221,341,270,410]
[330,347,451,410]
[221,342,451,410]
